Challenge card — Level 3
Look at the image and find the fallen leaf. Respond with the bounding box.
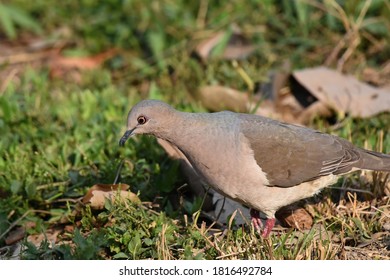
[292,66,390,118]
[253,99,285,121]
[83,183,129,202]
[276,204,313,230]
[83,183,140,209]
[197,85,251,112]
[254,61,307,123]
[27,228,60,248]
[362,67,388,87]
[295,101,333,124]
[195,27,256,61]
[51,48,116,70]
[49,48,117,80]
[5,227,25,245]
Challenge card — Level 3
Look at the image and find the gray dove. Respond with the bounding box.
[119,100,390,237]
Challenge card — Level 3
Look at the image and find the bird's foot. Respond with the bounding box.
[250,209,263,230]
[250,209,275,238]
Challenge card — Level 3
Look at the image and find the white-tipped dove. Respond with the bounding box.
[119,100,390,237]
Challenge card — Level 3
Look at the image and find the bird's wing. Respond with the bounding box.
[239,115,361,187]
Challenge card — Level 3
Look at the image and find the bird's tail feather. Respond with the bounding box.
[357,149,390,172]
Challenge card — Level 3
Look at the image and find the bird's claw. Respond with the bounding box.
[250,209,275,238]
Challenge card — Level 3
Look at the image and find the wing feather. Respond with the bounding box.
[239,115,361,187]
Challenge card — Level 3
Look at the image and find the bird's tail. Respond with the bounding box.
[356,148,390,172]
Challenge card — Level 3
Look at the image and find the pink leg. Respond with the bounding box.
[261,218,275,238]
[250,209,262,230]
[250,209,275,238]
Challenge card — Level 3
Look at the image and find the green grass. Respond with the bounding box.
[0,0,389,260]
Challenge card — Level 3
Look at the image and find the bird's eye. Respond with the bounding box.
[137,115,147,125]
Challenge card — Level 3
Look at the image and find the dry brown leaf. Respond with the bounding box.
[5,227,25,245]
[83,183,140,209]
[27,228,61,248]
[49,48,117,80]
[362,61,390,87]
[295,101,333,124]
[83,183,129,202]
[254,99,287,122]
[195,28,256,61]
[292,66,390,118]
[51,48,116,70]
[255,63,306,124]
[276,205,313,230]
[195,32,225,60]
[197,85,251,112]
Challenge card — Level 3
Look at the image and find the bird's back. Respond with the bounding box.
[237,113,390,187]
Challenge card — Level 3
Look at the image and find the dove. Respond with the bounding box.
[119,100,390,237]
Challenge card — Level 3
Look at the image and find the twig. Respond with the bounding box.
[36,180,71,191]
[215,196,226,223]
[371,206,390,219]
[0,210,51,241]
[113,159,125,184]
[327,186,374,196]
[216,250,245,259]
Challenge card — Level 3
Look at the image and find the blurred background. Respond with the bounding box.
[0,0,389,260]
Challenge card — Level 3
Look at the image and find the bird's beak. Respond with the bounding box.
[119,127,136,146]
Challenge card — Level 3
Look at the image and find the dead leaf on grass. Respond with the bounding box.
[292,66,390,118]
[49,48,117,80]
[83,183,140,210]
[362,66,390,87]
[5,227,25,245]
[276,205,313,231]
[27,228,61,248]
[198,65,389,125]
[195,27,256,61]
[197,85,251,112]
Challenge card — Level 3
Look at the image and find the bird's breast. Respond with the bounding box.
[177,129,269,203]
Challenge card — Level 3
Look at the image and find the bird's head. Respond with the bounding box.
[119,100,176,146]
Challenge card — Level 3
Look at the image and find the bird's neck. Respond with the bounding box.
[154,111,211,146]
